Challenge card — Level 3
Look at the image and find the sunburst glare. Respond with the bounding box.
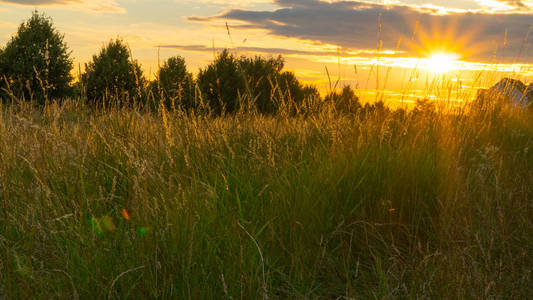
[423,52,461,74]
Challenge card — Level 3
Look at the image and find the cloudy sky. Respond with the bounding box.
[1,0,533,96]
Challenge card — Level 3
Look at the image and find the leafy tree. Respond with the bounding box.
[276,71,319,106]
[0,11,73,103]
[0,47,4,79]
[237,55,284,113]
[82,39,145,104]
[197,50,317,114]
[150,56,195,110]
[324,85,361,113]
[196,50,243,114]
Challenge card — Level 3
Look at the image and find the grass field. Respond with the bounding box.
[0,98,532,298]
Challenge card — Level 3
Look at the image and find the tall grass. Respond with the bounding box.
[0,95,532,298]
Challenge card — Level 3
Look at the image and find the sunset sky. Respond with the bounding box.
[2,0,533,102]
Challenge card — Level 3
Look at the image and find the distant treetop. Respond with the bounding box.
[0,11,74,103]
[82,38,145,105]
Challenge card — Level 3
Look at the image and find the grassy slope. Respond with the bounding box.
[0,100,532,298]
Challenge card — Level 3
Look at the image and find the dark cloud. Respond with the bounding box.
[189,0,533,62]
[159,44,400,58]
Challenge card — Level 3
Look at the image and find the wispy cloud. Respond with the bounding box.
[476,0,533,11]
[160,44,404,58]
[502,0,528,7]
[183,0,271,5]
[0,0,125,13]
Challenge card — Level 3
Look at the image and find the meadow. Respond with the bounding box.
[0,95,531,299]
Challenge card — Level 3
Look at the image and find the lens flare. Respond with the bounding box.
[122,208,131,220]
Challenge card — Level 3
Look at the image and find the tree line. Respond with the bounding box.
[0,11,361,114]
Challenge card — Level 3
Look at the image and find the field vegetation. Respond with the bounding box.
[0,11,532,299]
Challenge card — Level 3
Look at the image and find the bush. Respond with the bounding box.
[150,56,195,110]
[197,50,318,115]
[82,39,145,105]
[0,11,73,103]
[324,85,361,113]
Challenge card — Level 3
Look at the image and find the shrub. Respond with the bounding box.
[197,50,318,115]
[324,85,361,113]
[0,11,73,103]
[150,56,195,110]
[82,39,145,105]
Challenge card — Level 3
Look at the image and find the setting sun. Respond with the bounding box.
[424,53,461,74]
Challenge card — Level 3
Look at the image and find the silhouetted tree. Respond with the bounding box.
[0,11,73,103]
[150,56,195,110]
[237,55,284,113]
[276,71,319,107]
[324,85,361,113]
[0,47,4,79]
[196,50,243,114]
[82,39,145,105]
[197,50,318,114]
